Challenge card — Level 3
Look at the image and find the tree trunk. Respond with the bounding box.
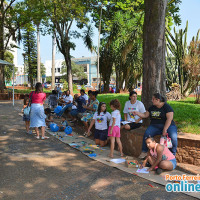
[52,34,56,89]
[27,32,33,89]
[37,24,41,83]
[103,74,110,93]
[115,68,120,93]
[142,0,167,122]
[0,16,5,92]
[65,49,73,94]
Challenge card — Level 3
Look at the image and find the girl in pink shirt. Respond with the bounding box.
[141,136,176,174]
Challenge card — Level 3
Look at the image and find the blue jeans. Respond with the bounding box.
[58,92,62,99]
[58,103,73,116]
[142,124,178,155]
[70,109,79,117]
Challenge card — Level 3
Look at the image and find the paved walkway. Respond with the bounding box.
[0,100,197,200]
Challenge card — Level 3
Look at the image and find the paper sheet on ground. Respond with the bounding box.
[136,168,149,174]
[121,121,131,125]
[110,158,126,164]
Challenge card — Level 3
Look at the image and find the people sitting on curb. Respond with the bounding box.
[81,91,99,134]
[80,89,88,104]
[132,93,178,159]
[121,91,146,130]
[69,94,86,123]
[58,90,73,117]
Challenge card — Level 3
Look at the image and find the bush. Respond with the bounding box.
[24,82,28,87]
[81,85,86,90]
[73,84,77,91]
[63,81,68,90]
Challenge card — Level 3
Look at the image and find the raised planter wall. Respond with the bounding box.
[0,93,51,100]
[73,117,200,167]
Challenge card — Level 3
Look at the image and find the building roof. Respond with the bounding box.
[72,56,97,65]
[0,59,14,65]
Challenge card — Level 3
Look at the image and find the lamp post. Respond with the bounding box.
[22,53,26,84]
[96,3,103,91]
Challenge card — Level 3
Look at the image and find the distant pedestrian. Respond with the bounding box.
[57,84,62,98]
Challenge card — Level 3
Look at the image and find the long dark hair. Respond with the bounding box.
[24,96,29,105]
[153,93,166,102]
[91,91,98,98]
[35,82,43,93]
[97,102,106,115]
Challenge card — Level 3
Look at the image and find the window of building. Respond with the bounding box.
[58,68,60,73]
[93,78,97,82]
[55,68,57,73]
[84,65,87,72]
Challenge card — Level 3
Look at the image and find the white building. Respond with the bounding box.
[44,56,99,86]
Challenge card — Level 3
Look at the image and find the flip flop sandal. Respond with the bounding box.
[41,136,49,140]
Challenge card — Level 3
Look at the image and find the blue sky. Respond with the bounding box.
[17,0,200,66]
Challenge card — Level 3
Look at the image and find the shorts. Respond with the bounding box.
[108,126,120,138]
[94,129,108,141]
[23,114,30,121]
[169,158,177,170]
[70,109,78,117]
[126,122,142,130]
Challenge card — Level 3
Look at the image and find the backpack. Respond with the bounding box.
[24,92,33,116]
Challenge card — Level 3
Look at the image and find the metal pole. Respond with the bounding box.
[52,33,56,90]
[12,64,14,106]
[37,24,41,82]
[22,53,26,84]
[97,4,102,90]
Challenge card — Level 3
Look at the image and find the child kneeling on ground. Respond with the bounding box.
[58,115,68,131]
[141,136,177,174]
[45,108,54,127]
[87,102,111,147]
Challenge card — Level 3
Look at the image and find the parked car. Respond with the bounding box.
[76,85,82,90]
[12,82,17,86]
[84,85,94,90]
[43,83,51,88]
[55,83,63,89]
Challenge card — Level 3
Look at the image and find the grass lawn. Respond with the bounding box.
[11,88,52,93]
[97,94,200,135]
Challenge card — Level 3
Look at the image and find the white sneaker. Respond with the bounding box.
[138,152,147,159]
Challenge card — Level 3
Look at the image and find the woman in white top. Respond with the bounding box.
[58,90,73,116]
[122,91,146,130]
[80,89,88,104]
